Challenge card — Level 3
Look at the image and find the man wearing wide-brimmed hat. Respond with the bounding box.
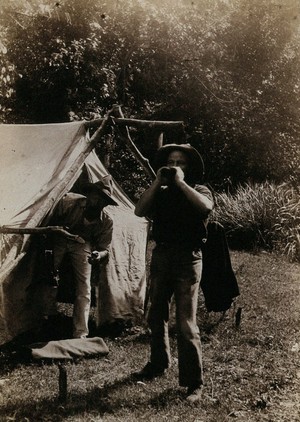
[49,175,118,339]
[134,143,214,403]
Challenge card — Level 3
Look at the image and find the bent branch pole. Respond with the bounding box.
[110,105,157,180]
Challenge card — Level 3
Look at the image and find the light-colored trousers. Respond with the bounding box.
[53,237,92,338]
[148,243,204,387]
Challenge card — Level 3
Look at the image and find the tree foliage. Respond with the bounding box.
[0,0,299,194]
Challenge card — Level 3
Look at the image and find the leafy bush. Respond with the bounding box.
[212,182,300,262]
[0,0,299,188]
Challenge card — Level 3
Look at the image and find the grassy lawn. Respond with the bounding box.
[0,251,299,422]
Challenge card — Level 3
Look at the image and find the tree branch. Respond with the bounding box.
[110,105,157,180]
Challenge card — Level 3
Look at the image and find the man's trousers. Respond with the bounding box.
[147,243,204,388]
[53,237,92,338]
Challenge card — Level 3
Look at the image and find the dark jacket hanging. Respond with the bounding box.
[200,221,240,312]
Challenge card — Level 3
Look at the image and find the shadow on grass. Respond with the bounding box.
[0,371,184,420]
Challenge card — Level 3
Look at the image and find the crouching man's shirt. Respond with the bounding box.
[52,192,113,251]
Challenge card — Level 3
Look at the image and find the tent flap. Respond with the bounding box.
[0,122,148,340]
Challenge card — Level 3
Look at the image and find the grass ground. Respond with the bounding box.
[0,251,299,422]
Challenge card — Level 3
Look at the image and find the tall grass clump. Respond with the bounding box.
[212,181,300,262]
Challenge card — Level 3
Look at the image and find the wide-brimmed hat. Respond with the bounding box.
[154,143,204,183]
[83,175,118,206]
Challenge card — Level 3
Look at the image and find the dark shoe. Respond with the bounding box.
[133,362,166,380]
[186,385,203,403]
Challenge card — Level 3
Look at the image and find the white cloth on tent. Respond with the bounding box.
[0,122,87,227]
[0,122,148,340]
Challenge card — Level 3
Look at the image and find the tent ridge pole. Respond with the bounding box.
[85,117,184,131]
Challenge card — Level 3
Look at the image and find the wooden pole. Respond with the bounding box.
[103,134,113,169]
[157,132,164,149]
[0,226,85,243]
[58,363,68,403]
[110,105,156,180]
[85,117,185,131]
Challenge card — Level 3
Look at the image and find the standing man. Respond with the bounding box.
[134,143,214,403]
[50,175,117,339]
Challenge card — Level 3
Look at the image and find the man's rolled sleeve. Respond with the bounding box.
[194,184,214,208]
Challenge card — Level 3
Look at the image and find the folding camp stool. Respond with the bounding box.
[28,337,109,402]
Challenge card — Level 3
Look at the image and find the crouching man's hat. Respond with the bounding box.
[154,143,205,184]
[83,175,118,206]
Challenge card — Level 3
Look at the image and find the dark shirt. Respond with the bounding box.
[152,184,213,248]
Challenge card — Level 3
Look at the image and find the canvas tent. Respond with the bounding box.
[0,120,149,342]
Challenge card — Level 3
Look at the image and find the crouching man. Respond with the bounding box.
[49,176,117,339]
[134,144,214,403]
